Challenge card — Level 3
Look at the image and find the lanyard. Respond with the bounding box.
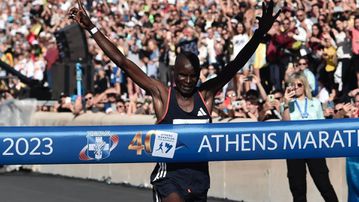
[294,98,309,119]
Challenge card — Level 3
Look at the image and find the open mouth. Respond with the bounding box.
[182,86,193,91]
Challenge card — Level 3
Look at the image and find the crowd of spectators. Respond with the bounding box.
[1,0,359,120]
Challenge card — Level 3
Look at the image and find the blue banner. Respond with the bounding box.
[0,118,359,165]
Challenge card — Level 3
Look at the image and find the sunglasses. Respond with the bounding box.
[228,93,236,97]
[294,83,303,88]
[298,62,307,65]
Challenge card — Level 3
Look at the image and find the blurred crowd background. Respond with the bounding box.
[1,0,359,121]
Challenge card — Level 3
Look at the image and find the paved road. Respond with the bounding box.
[0,170,238,202]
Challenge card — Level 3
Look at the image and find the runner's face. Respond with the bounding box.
[174,58,199,97]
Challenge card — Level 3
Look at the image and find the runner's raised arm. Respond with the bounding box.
[68,0,168,118]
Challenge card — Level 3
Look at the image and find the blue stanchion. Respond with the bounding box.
[0,118,359,165]
[75,62,82,97]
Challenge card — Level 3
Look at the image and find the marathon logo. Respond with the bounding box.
[79,131,119,161]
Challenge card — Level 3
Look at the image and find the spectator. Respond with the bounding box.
[177,25,199,55]
[308,23,324,73]
[282,72,338,202]
[54,94,74,113]
[202,27,217,66]
[350,15,359,89]
[229,21,251,96]
[94,68,109,94]
[228,98,248,119]
[259,89,283,121]
[297,57,317,95]
[295,8,313,34]
[206,64,218,81]
[332,18,353,98]
[267,17,295,90]
[242,74,268,101]
[158,30,172,86]
[115,97,126,114]
[74,91,100,114]
[244,95,260,121]
[146,39,160,79]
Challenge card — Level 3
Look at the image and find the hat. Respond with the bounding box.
[333,6,343,13]
[230,18,239,24]
[32,40,39,45]
[95,54,102,61]
[39,32,46,38]
[138,11,145,17]
[125,21,135,27]
[32,0,43,6]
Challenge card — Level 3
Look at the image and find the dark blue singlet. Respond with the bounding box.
[150,87,212,201]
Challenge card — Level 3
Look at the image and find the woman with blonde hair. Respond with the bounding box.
[281,72,338,202]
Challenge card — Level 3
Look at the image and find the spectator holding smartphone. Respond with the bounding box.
[281,72,338,202]
[259,90,283,121]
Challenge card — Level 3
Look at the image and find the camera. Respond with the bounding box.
[244,75,253,81]
[232,100,244,109]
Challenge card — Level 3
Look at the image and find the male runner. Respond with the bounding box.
[69,1,279,201]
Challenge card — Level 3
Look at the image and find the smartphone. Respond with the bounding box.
[65,97,71,104]
[327,101,334,109]
[268,94,275,102]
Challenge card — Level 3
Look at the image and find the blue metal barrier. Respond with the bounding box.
[0,118,358,165]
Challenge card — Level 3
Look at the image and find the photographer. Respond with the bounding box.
[243,74,268,101]
[54,93,74,113]
[281,72,338,202]
[259,89,283,121]
[228,95,259,121]
[228,98,247,119]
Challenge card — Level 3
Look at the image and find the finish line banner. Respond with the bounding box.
[1,118,359,165]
